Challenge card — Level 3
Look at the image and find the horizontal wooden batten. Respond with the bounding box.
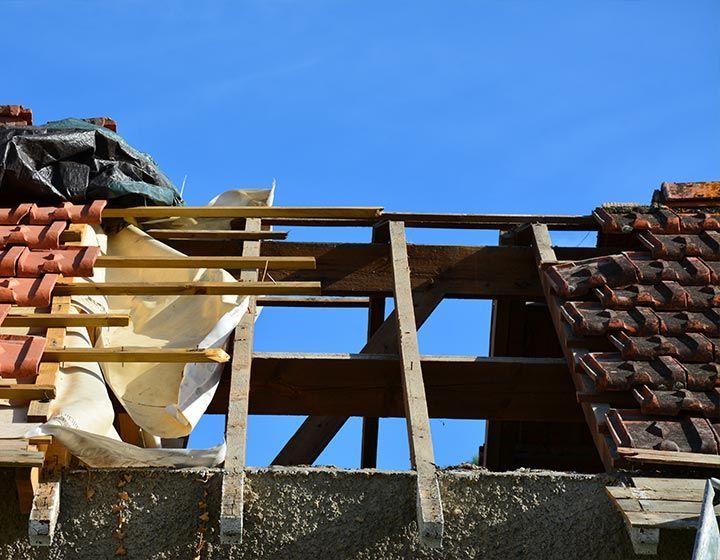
[0,448,45,468]
[144,229,289,240]
[102,206,383,219]
[208,353,582,421]
[3,313,130,328]
[95,256,316,270]
[54,281,321,297]
[256,296,370,308]
[161,240,618,299]
[0,384,55,400]
[42,347,230,363]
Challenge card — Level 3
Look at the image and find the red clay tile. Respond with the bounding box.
[683,363,720,391]
[0,275,58,307]
[580,353,686,391]
[639,231,720,261]
[562,302,660,336]
[0,105,32,126]
[17,246,100,278]
[677,211,720,233]
[0,204,34,225]
[606,409,718,454]
[595,281,689,310]
[0,246,24,277]
[84,117,117,132]
[0,223,66,250]
[545,255,638,297]
[593,207,680,234]
[609,332,715,362]
[661,181,720,208]
[657,310,720,337]
[0,334,46,378]
[633,385,720,417]
[625,252,711,285]
[28,200,106,225]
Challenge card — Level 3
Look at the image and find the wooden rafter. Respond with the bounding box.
[389,221,443,546]
[95,255,315,270]
[55,281,321,297]
[220,217,261,544]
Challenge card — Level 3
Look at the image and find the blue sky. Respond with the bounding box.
[3,1,719,469]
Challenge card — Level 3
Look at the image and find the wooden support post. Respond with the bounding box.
[220,217,261,544]
[389,221,444,546]
[361,223,389,469]
[271,287,443,466]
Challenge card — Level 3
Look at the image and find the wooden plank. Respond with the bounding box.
[618,447,720,469]
[0,449,45,467]
[27,295,71,422]
[221,217,261,544]
[361,224,388,469]
[608,486,706,502]
[623,510,702,529]
[28,473,60,546]
[530,223,558,267]
[0,384,55,400]
[102,206,383,219]
[95,255,316,270]
[145,229,288,240]
[159,240,620,298]
[54,281,321,297]
[3,313,129,328]
[270,287,445,466]
[210,353,578,420]
[256,296,370,308]
[632,477,707,492]
[42,347,230,363]
[389,221,443,546]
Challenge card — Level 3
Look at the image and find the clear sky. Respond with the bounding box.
[3,1,719,469]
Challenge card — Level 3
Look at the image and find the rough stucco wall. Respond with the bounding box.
[0,466,695,559]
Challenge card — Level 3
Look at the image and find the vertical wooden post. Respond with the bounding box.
[360,223,389,469]
[220,217,261,544]
[388,221,444,547]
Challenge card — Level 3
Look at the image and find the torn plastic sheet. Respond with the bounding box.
[0,118,182,206]
[26,423,225,468]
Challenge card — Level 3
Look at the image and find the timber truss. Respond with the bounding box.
[128,205,605,547]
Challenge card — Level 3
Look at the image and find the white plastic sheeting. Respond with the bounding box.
[12,188,272,468]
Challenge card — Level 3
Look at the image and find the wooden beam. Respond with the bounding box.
[54,281,321,297]
[617,447,720,469]
[162,240,619,298]
[27,295,71,422]
[145,229,288,240]
[95,255,315,270]
[270,288,444,466]
[102,206,383,219]
[389,221,444,546]
[41,347,230,363]
[0,449,45,468]
[256,296,370,308]
[3,313,129,328]
[530,223,558,267]
[221,218,261,544]
[0,384,55,400]
[361,223,389,469]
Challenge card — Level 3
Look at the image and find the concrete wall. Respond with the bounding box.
[0,466,694,559]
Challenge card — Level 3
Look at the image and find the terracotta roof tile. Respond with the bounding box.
[545,181,720,465]
[0,334,46,378]
[28,200,106,225]
[16,246,100,277]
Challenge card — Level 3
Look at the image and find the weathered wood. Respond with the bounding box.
[618,447,720,469]
[0,384,55,400]
[389,221,443,546]
[28,473,60,546]
[145,229,288,240]
[270,288,445,466]
[256,296,370,308]
[361,224,388,469]
[42,347,229,363]
[55,281,321,297]
[160,240,619,298]
[530,223,558,267]
[95,255,315,270]
[27,295,71,422]
[632,477,706,492]
[210,353,578,420]
[221,217,260,544]
[103,206,383,219]
[0,449,45,467]
[3,313,129,328]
